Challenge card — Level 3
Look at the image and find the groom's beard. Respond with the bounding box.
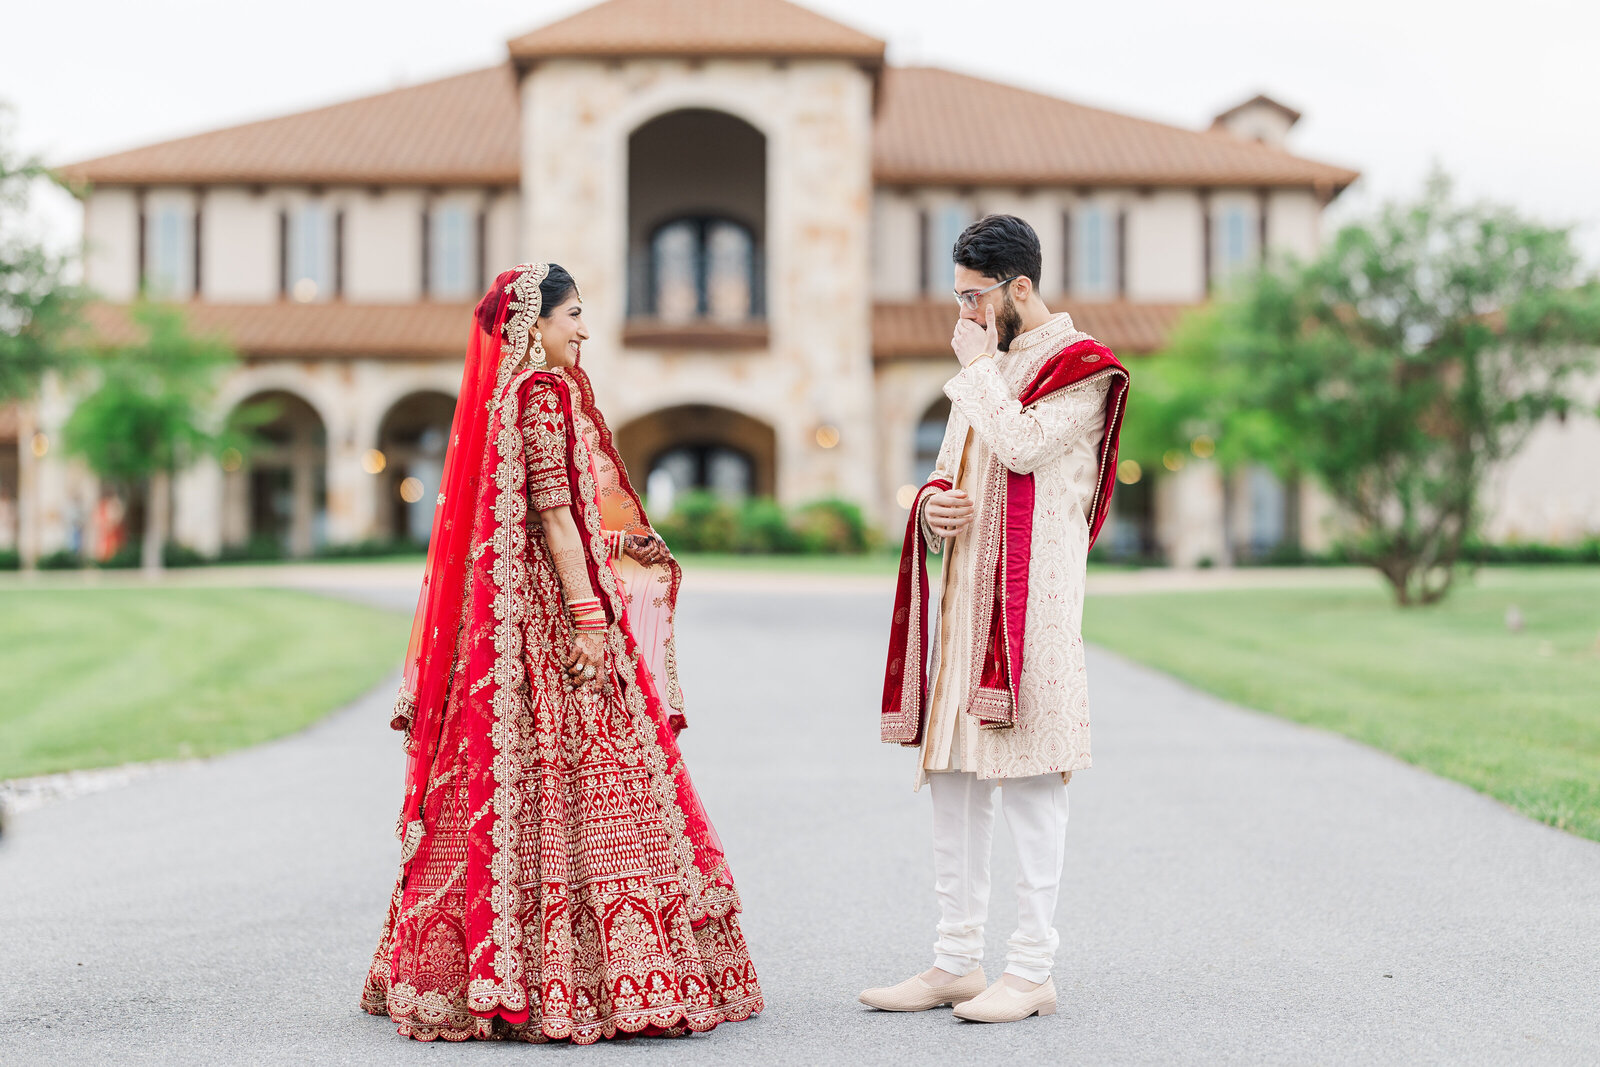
[996,293,1024,351]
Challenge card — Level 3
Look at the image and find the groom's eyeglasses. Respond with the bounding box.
[953,276,1018,311]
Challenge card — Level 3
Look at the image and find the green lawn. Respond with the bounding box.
[1086,567,1600,841]
[1,588,409,780]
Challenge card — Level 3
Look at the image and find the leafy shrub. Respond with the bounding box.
[654,493,876,555]
[163,543,210,568]
[317,538,427,560]
[0,549,18,571]
[37,548,83,570]
[218,535,286,563]
[653,491,739,553]
[94,541,209,568]
[791,498,872,554]
[734,497,803,554]
[1461,537,1600,565]
[100,542,141,569]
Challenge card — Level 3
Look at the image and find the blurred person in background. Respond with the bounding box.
[864,215,1130,1024]
[362,262,762,1044]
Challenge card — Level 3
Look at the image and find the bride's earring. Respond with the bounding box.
[531,328,547,371]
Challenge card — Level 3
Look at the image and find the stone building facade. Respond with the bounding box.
[18,0,1509,567]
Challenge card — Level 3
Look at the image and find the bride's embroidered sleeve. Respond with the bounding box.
[520,384,573,512]
[945,360,1110,475]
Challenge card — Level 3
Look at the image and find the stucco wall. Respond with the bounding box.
[520,56,878,514]
[200,187,277,300]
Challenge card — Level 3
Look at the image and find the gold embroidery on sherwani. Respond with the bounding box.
[915,313,1110,788]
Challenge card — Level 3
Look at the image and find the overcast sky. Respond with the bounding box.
[5,0,1597,266]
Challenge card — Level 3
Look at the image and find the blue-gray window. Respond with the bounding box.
[927,205,970,293]
[1221,206,1250,271]
[430,204,474,298]
[288,203,332,302]
[648,216,759,323]
[1078,205,1114,295]
[147,205,189,297]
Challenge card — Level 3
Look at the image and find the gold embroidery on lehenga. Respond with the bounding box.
[365,264,760,1045]
[557,375,737,922]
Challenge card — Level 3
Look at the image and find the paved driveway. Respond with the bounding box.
[2,583,1598,1065]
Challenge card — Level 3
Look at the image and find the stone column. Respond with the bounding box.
[15,404,39,567]
[173,457,224,558]
[1158,462,1228,569]
[325,435,378,546]
[289,438,316,557]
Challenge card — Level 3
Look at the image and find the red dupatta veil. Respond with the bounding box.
[390,263,735,961]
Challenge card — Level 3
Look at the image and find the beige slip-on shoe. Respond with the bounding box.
[952,977,1057,1022]
[858,968,988,1012]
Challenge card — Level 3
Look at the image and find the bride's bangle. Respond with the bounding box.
[567,596,607,632]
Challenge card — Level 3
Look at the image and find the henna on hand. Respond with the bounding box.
[551,545,593,601]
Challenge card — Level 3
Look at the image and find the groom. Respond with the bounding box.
[862,215,1128,1023]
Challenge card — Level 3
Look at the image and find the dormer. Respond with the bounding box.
[1210,94,1302,148]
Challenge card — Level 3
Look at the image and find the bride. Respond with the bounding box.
[362,262,763,1043]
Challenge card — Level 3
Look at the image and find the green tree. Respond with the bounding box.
[1,102,86,568]
[1148,173,1600,604]
[0,102,82,402]
[63,304,238,572]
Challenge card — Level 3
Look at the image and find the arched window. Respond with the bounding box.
[615,405,777,515]
[627,109,766,329]
[648,216,759,324]
[650,444,755,504]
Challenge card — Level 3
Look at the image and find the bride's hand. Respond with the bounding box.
[624,533,671,566]
[564,632,606,692]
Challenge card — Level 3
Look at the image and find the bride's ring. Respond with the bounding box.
[582,665,597,680]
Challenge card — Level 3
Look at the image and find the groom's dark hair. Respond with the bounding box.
[952,214,1042,289]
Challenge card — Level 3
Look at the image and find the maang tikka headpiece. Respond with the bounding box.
[502,262,551,375]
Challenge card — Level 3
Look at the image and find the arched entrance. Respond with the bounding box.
[223,390,327,557]
[1105,467,1157,562]
[0,404,18,553]
[912,396,951,487]
[627,109,767,324]
[614,405,776,514]
[374,391,456,543]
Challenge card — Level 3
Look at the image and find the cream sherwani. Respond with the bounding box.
[916,312,1110,788]
[913,311,1113,984]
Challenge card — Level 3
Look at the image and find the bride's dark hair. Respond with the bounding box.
[473,263,580,334]
[538,264,578,316]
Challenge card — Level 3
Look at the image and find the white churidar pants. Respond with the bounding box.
[929,770,1070,984]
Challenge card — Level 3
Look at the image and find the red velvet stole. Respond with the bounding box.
[880,477,952,744]
[880,338,1130,745]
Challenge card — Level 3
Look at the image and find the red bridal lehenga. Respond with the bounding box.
[361,263,762,1044]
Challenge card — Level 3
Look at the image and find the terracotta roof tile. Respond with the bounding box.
[82,302,476,359]
[875,67,1357,190]
[58,66,520,187]
[873,299,1191,359]
[508,0,885,61]
[59,28,1353,194]
[83,298,1188,361]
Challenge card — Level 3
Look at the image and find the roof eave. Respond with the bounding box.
[509,46,885,73]
[55,170,523,189]
[871,170,1361,190]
